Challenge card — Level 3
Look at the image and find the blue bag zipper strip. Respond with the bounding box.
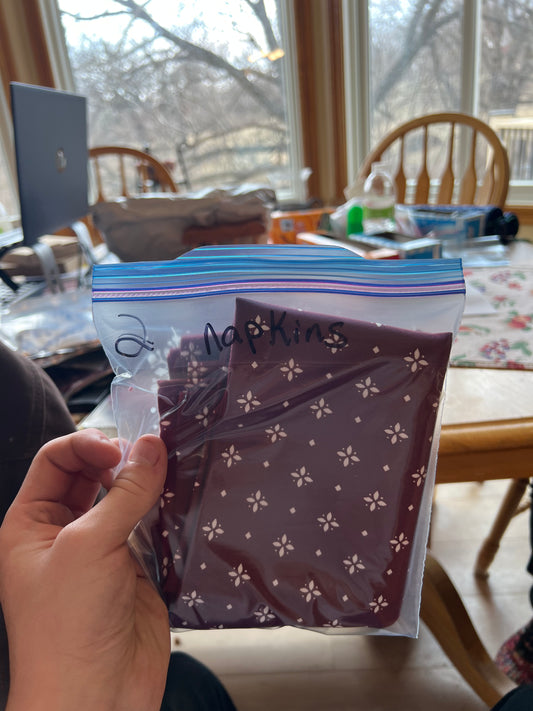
[93,277,465,302]
[92,255,465,302]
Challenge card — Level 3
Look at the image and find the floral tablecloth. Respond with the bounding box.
[451,266,533,370]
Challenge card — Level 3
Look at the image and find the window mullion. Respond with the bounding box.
[343,0,370,188]
[461,0,481,116]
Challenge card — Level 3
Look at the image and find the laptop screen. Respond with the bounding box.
[10,82,88,247]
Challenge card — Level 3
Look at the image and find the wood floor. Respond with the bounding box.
[172,479,531,710]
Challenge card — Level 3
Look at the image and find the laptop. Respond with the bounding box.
[0,83,89,297]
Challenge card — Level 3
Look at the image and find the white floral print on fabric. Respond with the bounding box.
[310,397,332,419]
[390,532,409,552]
[202,518,224,541]
[280,358,303,381]
[195,407,210,427]
[254,605,276,623]
[355,376,380,398]
[273,533,295,557]
[221,444,242,467]
[369,594,389,613]
[237,390,261,413]
[411,465,426,487]
[364,491,387,511]
[300,579,322,602]
[229,563,251,587]
[290,465,313,487]
[337,445,360,467]
[182,590,205,607]
[265,423,287,443]
[385,422,408,444]
[246,489,268,512]
[317,512,340,532]
[404,348,429,373]
[343,553,366,574]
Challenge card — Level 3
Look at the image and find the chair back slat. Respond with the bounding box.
[394,137,407,203]
[93,156,105,203]
[459,130,478,204]
[437,123,455,204]
[414,126,431,203]
[357,112,510,208]
[119,155,129,197]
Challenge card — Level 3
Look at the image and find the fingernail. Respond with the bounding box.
[128,438,160,466]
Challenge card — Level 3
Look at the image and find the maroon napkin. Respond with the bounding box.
[154,298,452,630]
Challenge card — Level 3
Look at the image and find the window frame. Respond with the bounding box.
[0,0,531,221]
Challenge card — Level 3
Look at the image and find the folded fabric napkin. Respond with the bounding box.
[153,298,453,630]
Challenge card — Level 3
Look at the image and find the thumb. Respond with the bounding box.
[91,435,167,549]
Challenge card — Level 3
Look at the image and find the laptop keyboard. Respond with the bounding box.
[0,278,46,308]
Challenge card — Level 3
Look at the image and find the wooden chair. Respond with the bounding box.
[89,145,178,203]
[84,146,178,249]
[357,112,510,209]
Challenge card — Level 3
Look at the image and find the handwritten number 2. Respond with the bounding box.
[114,313,155,357]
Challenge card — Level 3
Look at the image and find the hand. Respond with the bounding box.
[0,429,170,711]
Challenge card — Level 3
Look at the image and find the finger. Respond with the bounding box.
[16,429,121,513]
[84,435,167,550]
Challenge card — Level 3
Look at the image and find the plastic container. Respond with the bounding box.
[363,162,396,234]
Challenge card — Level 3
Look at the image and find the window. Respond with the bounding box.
[57,0,304,200]
[345,0,533,205]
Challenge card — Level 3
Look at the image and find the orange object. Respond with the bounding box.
[269,208,333,243]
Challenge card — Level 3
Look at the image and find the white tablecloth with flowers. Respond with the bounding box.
[451,265,533,370]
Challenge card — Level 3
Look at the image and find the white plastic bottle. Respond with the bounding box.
[362,162,396,234]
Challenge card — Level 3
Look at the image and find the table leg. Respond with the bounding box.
[421,551,515,707]
[474,478,530,579]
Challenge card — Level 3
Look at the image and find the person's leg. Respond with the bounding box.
[160,651,238,711]
[491,685,533,710]
[495,485,533,684]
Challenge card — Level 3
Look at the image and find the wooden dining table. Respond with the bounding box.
[421,240,533,706]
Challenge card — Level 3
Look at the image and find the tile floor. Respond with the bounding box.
[173,479,531,710]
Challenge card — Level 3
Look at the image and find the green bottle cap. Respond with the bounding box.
[347,203,364,235]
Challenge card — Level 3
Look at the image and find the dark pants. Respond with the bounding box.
[492,686,533,710]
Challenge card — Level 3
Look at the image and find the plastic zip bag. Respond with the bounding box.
[92,244,465,637]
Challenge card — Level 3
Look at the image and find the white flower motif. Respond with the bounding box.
[290,465,313,487]
[280,358,303,381]
[195,406,210,427]
[364,490,387,512]
[300,579,322,602]
[265,423,287,443]
[237,390,261,413]
[202,518,224,541]
[411,465,426,487]
[246,489,268,512]
[384,422,408,444]
[247,315,270,336]
[343,553,366,574]
[228,563,251,587]
[317,512,340,532]
[180,339,201,359]
[254,605,276,623]
[310,397,333,419]
[390,532,409,552]
[337,444,360,467]
[355,376,380,398]
[160,490,175,508]
[323,332,347,353]
[161,555,170,578]
[273,533,295,557]
[182,590,205,607]
[404,348,429,373]
[221,444,242,468]
[323,619,341,627]
[369,594,389,613]
[187,358,208,384]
